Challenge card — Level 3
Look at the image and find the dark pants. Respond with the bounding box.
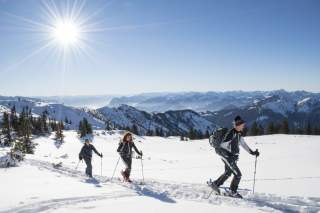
[84,157,93,177]
[214,149,242,192]
[120,155,132,177]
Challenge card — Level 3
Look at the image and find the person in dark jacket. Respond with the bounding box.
[79,139,103,178]
[117,132,142,182]
[211,116,260,198]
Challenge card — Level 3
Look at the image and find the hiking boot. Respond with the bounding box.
[229,191,243,199]
[121,170,128,181]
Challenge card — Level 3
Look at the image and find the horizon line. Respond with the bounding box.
[1,88,319,98]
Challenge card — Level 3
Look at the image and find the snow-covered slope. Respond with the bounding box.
[0,104,10,120]
[0,132,319,212]
[203,91,320,129]
[0,96,105,129]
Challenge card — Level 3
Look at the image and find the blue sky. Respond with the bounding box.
[0,0,319,96]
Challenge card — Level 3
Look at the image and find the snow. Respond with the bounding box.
[0,99,106,130]
[296,97,320,113]
[223,112,233,117]
[298,97,312,106]
[0,132,320,212]
[261,100,294,116]
[256,116,269,122]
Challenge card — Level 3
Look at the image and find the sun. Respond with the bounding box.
[52,19,80,46]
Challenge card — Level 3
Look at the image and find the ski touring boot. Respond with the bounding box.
[227,190,243,199]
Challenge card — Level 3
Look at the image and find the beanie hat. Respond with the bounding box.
[233,115,245,126]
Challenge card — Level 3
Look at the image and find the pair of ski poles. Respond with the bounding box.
[206,152,258,199]
[110,155,145,183]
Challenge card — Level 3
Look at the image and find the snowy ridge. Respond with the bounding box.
[107,90,320,113]
[1,93,320,133]
[0,97,105,130]
[0,96,216,135]
[203,93,320,128]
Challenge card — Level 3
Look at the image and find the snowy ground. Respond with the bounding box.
[0,131,320,213]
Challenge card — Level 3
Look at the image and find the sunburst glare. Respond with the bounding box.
[52,19,80,46]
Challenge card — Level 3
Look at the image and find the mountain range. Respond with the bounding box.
[1,90,319,135]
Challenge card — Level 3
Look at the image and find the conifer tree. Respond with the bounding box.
[55,121,64,141]
[205,130,210,138]
[78,118,92,137]
[258,125,265,135]
[267,122,275,135]
[306,122,312,135]
[188,127,196,140]
[132,124,139,135]
[250,121,259,136]
[2,112,12,145]
[10,106,19,131]
[280,119,290,134]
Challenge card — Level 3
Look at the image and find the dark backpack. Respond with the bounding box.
[209,128,228,149]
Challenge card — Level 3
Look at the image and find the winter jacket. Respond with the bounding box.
[117,141,141,157]
[219,128,251,155]
[79,144,101,159]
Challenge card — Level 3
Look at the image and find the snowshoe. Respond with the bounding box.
[227,190,243,199]
[206,179,221,195]
[52,162,62,169]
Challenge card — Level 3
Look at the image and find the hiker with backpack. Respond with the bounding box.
[208,115,260,198]
[79,139,103,178]
[117,132,143,182]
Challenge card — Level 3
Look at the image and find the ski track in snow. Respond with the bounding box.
[0,192,137,213]
[2,158,318,213]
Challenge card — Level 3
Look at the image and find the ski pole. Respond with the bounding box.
[252,151,258,194]
[101,156,103,177]
[75,160,81,170]
[111,156,120,181]
[205,188,215,199]
[140,157,145,183]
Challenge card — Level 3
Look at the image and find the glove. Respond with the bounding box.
[100,153,103,158]
[139,151,143,157]
[79,155,83,161]
[251,149,260,157]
